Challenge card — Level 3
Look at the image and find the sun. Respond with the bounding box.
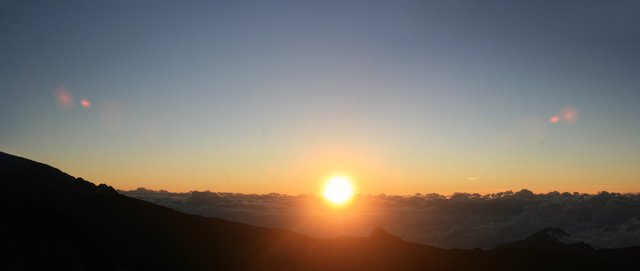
[322,176,355,206]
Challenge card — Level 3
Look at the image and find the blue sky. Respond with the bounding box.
[2,0,640,193]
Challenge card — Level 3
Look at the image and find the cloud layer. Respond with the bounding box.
[122,189,640,249]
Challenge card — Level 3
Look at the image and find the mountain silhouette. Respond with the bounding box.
[499,227,594,253]
[1,151,639,270]
[369,226,398,240]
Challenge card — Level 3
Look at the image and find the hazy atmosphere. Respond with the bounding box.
[3,0,640,194]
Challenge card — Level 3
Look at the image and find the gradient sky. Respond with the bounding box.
[2,0,640,194]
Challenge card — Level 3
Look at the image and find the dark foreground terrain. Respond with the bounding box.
[1,151,638,270]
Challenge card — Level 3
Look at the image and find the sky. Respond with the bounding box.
[2,0,640,194]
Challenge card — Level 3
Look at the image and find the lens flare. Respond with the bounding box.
[561,106,580,123]
[54,86,73,109]
[80,99,92,109]
[549,115,560,124]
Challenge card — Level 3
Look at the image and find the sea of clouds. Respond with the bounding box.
[121,189,640,249]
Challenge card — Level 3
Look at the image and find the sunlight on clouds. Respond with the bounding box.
[124,189,640,249]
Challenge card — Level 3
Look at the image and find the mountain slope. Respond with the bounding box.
[0,152,314,269]
[1,151,637,270]
[499,227,594,253]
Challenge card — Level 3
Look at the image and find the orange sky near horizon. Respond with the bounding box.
[7,146,637,196]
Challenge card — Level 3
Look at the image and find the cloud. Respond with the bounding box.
[121,188,640,249]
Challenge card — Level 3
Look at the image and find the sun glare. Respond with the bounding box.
[323,176,354,206]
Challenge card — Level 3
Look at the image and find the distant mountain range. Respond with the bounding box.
[1,151,638,270]
[499,227,593,252]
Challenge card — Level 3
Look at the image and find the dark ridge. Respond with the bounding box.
[369,226,400,242]
[1,151,639,270]
[498,227,594,253]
